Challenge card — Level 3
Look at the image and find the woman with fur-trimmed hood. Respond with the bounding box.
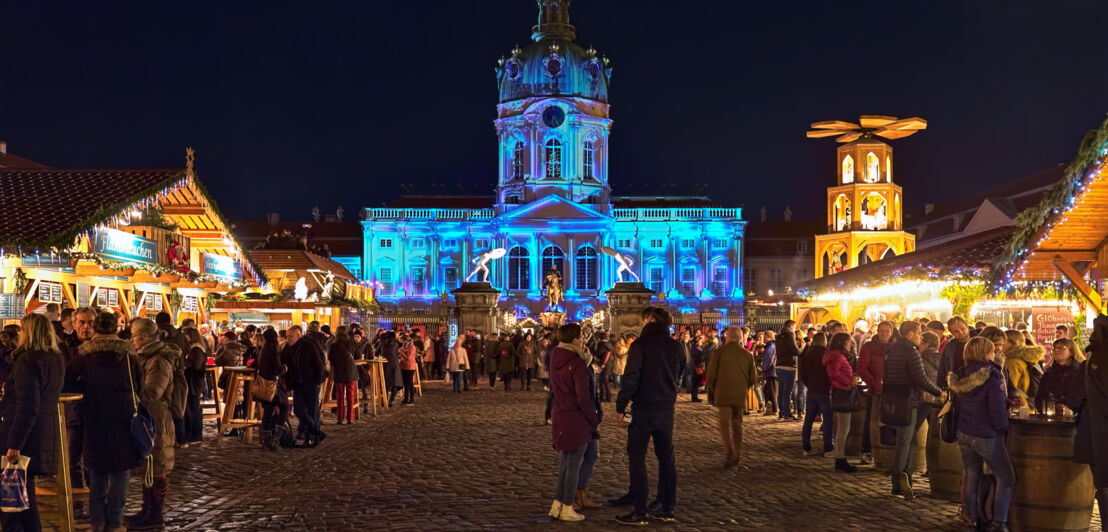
[1002,329,1044,412]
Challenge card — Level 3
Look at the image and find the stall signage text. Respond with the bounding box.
[201,253,241,281]
[93,227,156,265]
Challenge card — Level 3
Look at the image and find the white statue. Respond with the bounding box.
[294,277,309,301]
[465,248,507,282]
[601,246,640,283]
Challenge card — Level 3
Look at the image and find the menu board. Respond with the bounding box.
[0,294,23,319]
[76,282,90,308]
[1032,307,1073,346]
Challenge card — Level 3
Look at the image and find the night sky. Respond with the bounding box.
[4,1,1108,223]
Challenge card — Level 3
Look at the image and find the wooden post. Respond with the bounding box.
[54,393,83,532]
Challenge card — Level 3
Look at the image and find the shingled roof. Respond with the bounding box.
[0,168,186,250]
[800,226,1014,293]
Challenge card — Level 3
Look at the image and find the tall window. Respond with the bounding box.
[544,139,562,179]
[582,141,595,179]
[444,267,459,288]
[745,268,757,294]
[511,141,524,180]
[542,246,565,277]
[575,245,598,290]
[379,267,393,293]
[842,155,854,183]
[680,266,697,298]
[886,155,892,182]
[712,265,729,296]
[507,246,530,291]
[648,267,664,294]
[865,152,880,183]
[770,268,784,292]
[410,266,426,295]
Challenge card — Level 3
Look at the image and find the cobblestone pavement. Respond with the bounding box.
[92,381,1099,531]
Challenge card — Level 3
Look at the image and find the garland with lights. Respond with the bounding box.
[992,114,1108,289]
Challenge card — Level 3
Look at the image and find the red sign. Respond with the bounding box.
[1032,307,1072,347]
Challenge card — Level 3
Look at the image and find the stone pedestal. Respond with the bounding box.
[451,282,501,335]
[604,282,655,339]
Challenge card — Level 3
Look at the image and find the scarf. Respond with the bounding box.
[558,342,593,366]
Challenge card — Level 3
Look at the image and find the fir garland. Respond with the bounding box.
[991,114,1108,287]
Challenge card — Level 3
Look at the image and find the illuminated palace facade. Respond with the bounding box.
[361,0,745,319]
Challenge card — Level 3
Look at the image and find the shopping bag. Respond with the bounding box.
[0,455,31,513]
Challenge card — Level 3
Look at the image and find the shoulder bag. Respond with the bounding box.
[831,386,863,412]
[126,355,156,461]
[938,393,958,444]
[250,371,278,402]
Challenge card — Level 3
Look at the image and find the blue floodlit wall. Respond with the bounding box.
[360,206,746,316]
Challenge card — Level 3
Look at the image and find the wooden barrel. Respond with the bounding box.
[846,408,866,456]
[873,399,927,473]
[1007,416,1095,531]
[925,410,962,502]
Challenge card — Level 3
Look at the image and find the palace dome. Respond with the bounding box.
[497,1,610,104]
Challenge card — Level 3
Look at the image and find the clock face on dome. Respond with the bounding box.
[542,106,565,128]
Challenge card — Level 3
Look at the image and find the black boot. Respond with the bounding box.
[129,476,167,530]
[125,487,153,526]
[834,458,857,473]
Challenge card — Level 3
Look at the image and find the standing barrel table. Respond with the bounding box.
[846,407,867,456]
[1007,415,1095,531]
[925,409,962,502]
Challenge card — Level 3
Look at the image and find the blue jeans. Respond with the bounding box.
[957,431,1015,523]
[555,442,588,505]
[293,385,322,438]
[777,368,796,418]
[451,371,465,392]
[802,394,833,452]
[795,380,807,415]
[577,438,599,490]
[88,469,129,528]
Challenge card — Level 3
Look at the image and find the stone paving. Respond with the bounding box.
[76,381,1101,531]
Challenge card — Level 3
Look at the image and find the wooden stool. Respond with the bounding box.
[202,365,223,421]
[367,359,388,412]
[219,367,263,443]
[35,393,84,532]
[413,365,423,397]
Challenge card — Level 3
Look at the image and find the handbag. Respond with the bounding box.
[0,455,30,513]
[938,394,958,444]
[250,374,278,402]
[126,355,156,460]
[831,387,862,412]
[880,387,913,427]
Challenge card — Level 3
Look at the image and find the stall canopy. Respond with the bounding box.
[0,149,265,287]
[247,249,357,299]
[994,116,1108,312]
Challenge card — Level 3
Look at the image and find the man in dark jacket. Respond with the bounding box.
[614,307,687,525]
[154,311,188,354]
[798,333,832,455]
[937,316,971,388]
[882,320,942,500]
[282,325,327,446]
[1073,315,1108,528]
[775,321,801,420]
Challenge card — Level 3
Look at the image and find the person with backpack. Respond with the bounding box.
[181,327,208,446]
[126,318,182,531]
[66,311,144,532]
[257,328,290,451]
[282,325,327,446]
[948,336,1015,532]
[1002,329,1044,413]
[882,320,942,501]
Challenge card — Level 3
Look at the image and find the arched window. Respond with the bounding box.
[507,246,530,290]
[841,155,854,184]
[860,193,887,230]
[582,141,595,180]
[544,139,562,179]
[865,152,880,183]
[541,245,565,277]
[511,141,524,180]
[886,155,892,182]
[575,245,598,290]
[834,195,852,231]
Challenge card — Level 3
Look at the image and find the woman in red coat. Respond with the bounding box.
[547,323,600,522]
[824,332,861,473]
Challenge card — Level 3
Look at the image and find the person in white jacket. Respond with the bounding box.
[446,337,470,393]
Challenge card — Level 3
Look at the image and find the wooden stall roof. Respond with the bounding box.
[800,226,1014,294]
[0,150,265,286]
[997,116,1108,284]
[247,249,357,294]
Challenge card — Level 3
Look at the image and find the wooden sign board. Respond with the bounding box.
[1032,307,1072,346]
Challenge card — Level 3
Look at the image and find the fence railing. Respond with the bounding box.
[364,208,495,221]
[612,207,742,221]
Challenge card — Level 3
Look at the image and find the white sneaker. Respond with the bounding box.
[556,503,585,522]
[860,452,873,464]
[548,500,562,519]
